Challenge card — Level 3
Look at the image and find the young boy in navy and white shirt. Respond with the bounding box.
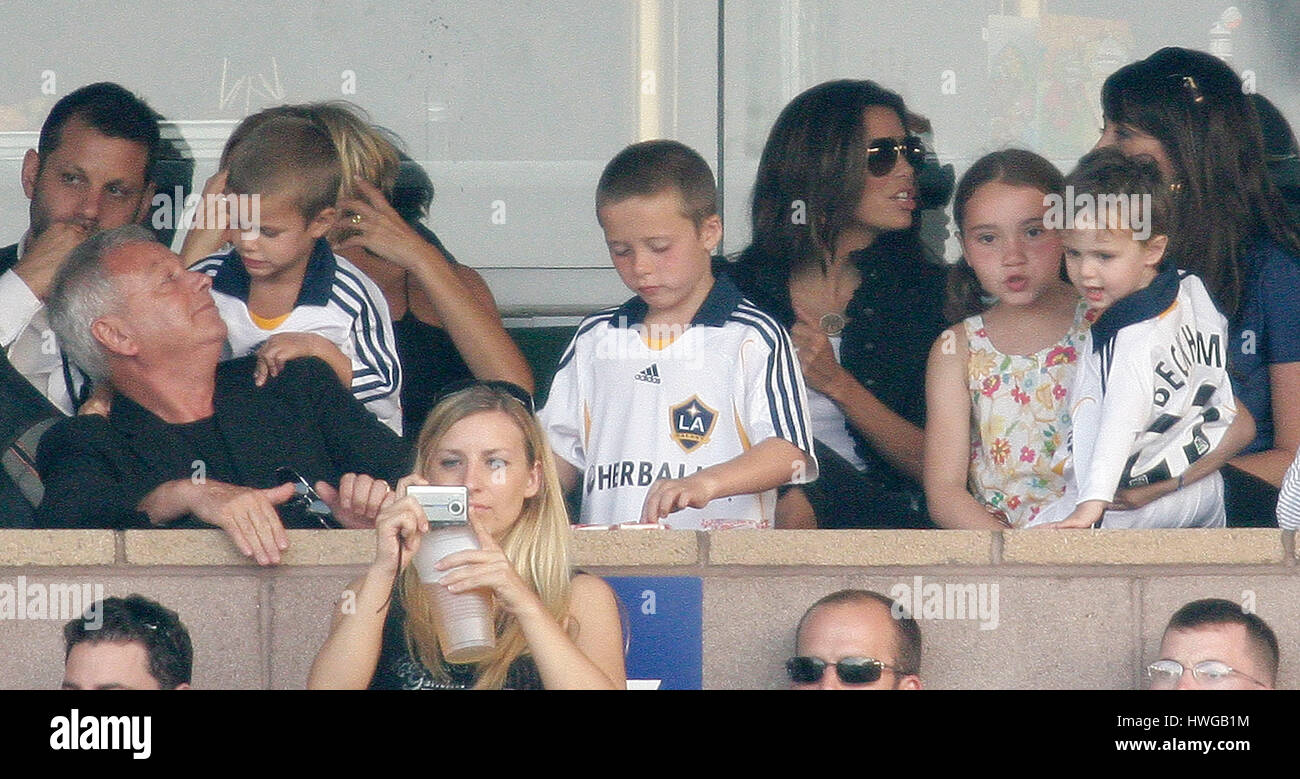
[541,140,817,529]
[190,115,402,434]
[1031,149,1253,529]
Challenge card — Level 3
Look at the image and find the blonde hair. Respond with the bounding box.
[221,100,402,203]
[399,384,572,689]
[303,101,402,202]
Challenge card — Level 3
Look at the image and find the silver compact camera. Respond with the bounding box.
[406,485,469,526]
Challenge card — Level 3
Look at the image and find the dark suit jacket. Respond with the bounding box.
[1,241,66,527]
[34,356,411,529]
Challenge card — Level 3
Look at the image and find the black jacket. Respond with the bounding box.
[35,356,411,528]
[0,241,65,527]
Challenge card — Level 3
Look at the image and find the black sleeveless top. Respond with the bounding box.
[368,592,543,690]
[394,312,473,439]
[393,223,475,439]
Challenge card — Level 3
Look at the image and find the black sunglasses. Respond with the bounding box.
[866,135,927,177]
[275,467,340,529]
[786,655,901,685]
[436,379,536,415]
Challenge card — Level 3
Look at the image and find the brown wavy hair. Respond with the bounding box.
[1101,47,1300,317]
[945,149,1064,323]
[747,79,910,275]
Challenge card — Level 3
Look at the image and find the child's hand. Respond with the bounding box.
[1109,479,1176,511]
[254,333,345,386]
[77,382,114,418]
[640,473,720,524]
[1033,501,1105,529]
[179,169,233,266]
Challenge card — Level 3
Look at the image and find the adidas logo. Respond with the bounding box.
[634,364,661,384]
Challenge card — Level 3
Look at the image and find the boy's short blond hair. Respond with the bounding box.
[224,115,341,221]
[596,139,717,228]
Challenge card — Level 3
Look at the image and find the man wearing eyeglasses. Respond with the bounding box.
[787,589,922,690]
[1146,598,1279,690]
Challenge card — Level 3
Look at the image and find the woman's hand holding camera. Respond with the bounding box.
[435,517,545,619]
[368,475,432,578]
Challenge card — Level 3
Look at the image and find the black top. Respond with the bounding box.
[392,222,475,439]
[725,234,948,506]
[394,312,473,439]
[369,590,543,690]
[34,356,411,528]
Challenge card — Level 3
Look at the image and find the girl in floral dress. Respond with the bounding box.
[924,150,1088,528]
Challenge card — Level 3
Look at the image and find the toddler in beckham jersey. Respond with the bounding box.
[1031,148,1254,528]
[540,140,817,528]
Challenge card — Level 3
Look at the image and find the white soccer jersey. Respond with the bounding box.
[540,276,817,529]
[193,240,403,434]
[1032,270,1234,528]
[1278,451,1300,530]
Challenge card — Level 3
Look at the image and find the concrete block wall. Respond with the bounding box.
[1,529,1295,689]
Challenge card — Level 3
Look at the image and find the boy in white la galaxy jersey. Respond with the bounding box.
[1031,149,1254,528]
[541,140,817,529]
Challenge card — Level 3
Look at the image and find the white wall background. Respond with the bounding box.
[0,0,1296,316]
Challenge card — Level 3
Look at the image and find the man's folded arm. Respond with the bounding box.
[34,419,158,529]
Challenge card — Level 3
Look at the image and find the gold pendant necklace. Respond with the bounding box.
[819,312,847,337]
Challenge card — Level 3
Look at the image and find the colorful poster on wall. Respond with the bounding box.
[985,13,1133,160]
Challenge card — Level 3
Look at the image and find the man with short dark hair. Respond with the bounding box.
[1147,598,1279,690]
[1,83,160,527]
[62,594,192,690]
[34,226,410,565]
[787,589,922,690]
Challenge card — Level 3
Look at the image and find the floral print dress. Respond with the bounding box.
[965,302,1090,527]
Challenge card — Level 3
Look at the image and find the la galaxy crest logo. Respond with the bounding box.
[669,395,716,453]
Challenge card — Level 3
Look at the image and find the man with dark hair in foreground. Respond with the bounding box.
[1,82,160,527]
[62,594,192,690]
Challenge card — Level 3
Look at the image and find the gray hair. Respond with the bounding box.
[47,224,159,380]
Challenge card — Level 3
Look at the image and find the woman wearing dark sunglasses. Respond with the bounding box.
[308,382,625,689]
[727,79,947,528]
[1095,48,1300,524]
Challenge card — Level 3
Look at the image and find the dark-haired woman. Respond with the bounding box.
[728,80,947,528]
[1096,47,1300,522]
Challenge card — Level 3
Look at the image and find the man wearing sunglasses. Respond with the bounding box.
[1146,598,1279,690]
[787,589,922,690]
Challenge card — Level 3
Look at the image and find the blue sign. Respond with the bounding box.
[605,576,702,690]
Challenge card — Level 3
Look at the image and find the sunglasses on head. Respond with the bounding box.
[866,135,927,177]
[436,379,537,415]
[786,655,901,685]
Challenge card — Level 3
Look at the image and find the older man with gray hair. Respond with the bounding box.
[35,226,409,564]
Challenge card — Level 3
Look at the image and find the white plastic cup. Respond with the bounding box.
[412,524,495,663]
